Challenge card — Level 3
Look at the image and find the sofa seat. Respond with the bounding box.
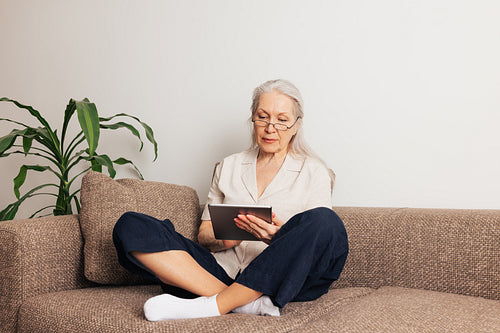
[292,287,500,332]
[17,285,374,333]
[17,285,500,332]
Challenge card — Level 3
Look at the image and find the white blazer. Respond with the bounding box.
[201,148,335,279]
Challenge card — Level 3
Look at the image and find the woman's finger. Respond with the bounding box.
[235,214,281,244]
[245,214,273,229]
[234,216,254,233]
[271,212,285,227]
[245,214,280,240]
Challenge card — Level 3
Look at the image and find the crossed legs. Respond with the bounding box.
[130,250,275,319]
[113,208,348,320]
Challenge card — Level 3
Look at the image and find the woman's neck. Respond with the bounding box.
[257,149,288,167]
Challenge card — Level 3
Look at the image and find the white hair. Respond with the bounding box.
[249,79,321,161]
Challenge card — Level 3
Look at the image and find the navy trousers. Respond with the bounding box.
[113,207,348,308]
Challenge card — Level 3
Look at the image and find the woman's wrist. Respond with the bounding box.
[205,239,228,252]
[198,221,229,252]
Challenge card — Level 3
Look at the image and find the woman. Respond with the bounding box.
[113,79,348,321]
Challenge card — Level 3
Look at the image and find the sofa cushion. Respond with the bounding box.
[79,171,200,285]
[333,207,500,301]
[291,286,500,332]
[17,286,374,333]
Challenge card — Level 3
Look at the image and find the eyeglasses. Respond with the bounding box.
[252,117,301,131]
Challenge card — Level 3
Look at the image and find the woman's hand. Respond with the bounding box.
[234,212,285,244]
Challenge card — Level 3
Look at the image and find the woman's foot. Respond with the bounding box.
[232,295,280,316]
[143,293,280,321]
[143,294,220,321]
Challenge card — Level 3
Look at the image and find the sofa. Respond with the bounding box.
[1,171,499,332]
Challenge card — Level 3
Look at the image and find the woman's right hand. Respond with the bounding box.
[234,212,284,244]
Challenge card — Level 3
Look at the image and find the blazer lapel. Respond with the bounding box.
[241,149,259,203]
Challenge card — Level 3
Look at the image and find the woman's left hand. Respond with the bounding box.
[234,212,285,244]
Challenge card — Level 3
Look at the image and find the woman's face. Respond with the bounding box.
[253,90,299,157]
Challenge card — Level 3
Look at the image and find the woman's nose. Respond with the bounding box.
[265,122,277,133]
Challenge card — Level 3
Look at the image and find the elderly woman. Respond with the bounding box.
[113,79,348,321]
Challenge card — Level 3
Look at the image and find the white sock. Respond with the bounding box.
[232,295,280,317]
[143,294,220,321]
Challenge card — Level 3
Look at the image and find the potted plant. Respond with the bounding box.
[0,97,158,220]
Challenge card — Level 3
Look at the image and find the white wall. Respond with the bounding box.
[1,0,499,219]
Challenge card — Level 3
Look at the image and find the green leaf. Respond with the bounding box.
[1,149,60,166]
[90,159,103,173]
[0,183,57,220]
[22,137,33,155]
[67,147,88,165]
[89,153,116,178]
[0,117,31,128]
[113,157,144,179]
[75,99,100,157]
[1,98,51,131]
[63,132,85,161]
[61,99,76,148]
[0,97,60,150]
[68,166,92,188]
[85,151,116,178]
[0,202,18,221]
[31,127,60,158]
[29,205,57,219]
[0,119,58,158]
[141,122,157,160]
[100,113,158,161]
[68,189,81,214]
[100,122,144,151]
[0,128,27,154]
[73,195,81,214]
[22,128,37,155]
[13,165,56,199]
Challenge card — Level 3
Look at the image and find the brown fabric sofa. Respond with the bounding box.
[1,171,499,332]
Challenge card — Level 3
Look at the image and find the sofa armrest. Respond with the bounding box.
[0,215,93,332]
[333,207,499,300]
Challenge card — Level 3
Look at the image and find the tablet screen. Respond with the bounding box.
[208,204,272,241]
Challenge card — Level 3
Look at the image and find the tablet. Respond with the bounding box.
[207,204,272,241]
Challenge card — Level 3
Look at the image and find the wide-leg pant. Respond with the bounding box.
[113,207,348,308]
